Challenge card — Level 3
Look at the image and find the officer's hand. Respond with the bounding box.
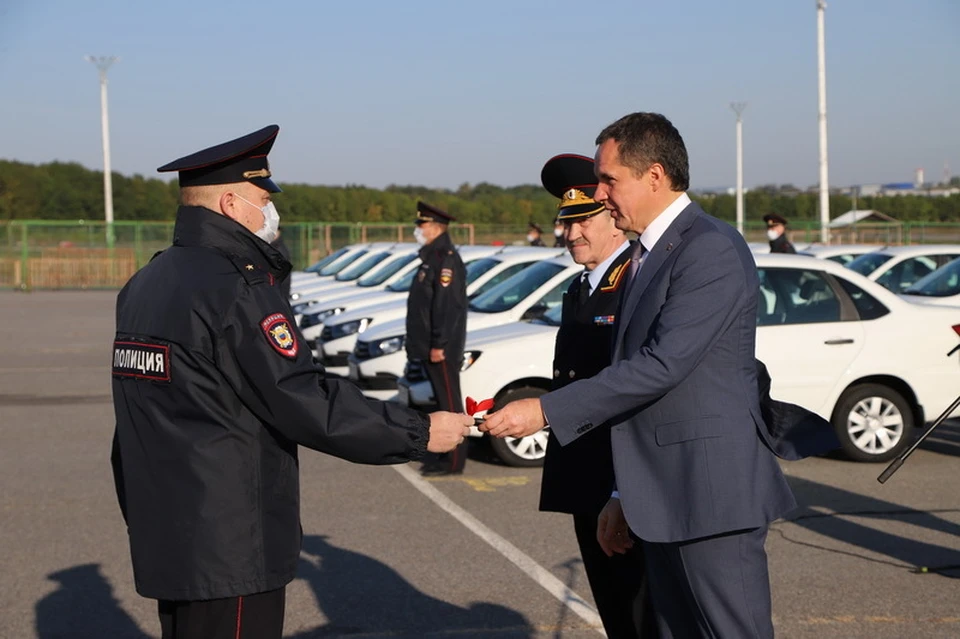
[597,497,633,557]
[426,412,472,453]
[429,348,445,363]
[478,398,545,439]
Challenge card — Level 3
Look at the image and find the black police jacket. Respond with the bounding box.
[405,232,467,361]
[769,233,797,254]
[539,244,631,515]
[111,206,430,601]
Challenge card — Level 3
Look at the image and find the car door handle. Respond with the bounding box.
[824,338,855,345]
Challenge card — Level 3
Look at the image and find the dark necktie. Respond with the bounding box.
[576,273,591,309]
[626,241,646,285]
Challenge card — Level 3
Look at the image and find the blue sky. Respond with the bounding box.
[1,0,957,191]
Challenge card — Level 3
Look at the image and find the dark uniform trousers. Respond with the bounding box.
[539,244,657,638]
[423,356,468,471]
[158,588,285,639]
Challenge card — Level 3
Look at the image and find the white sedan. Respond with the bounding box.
[845,244,960,293]
[398,254,960,465]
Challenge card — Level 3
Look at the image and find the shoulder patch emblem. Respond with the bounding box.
[260,313,299,358]
[439,268,453,287]
[113,340,171,382]
[599,261,628,293]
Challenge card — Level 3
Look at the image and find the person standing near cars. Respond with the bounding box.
[110,126,472,639]
[527,222,547,246]
[764,213,797,253]
[482,112,798,638]
[552,219,566,247]
[406,201,469,476]
[538,153,657,638]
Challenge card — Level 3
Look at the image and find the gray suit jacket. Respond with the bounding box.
[541,202,797,543]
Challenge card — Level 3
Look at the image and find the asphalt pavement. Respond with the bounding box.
[1,291,957,638]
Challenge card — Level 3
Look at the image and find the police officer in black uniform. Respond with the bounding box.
[527,221,547,246]
[764,212,797,254]
[406,201,469,476]
[110,126,472,639]
[538,154,657,638]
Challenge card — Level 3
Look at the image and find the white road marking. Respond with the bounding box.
[393,463,606,635]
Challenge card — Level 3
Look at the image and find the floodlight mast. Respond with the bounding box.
[816,1,830,243]
[85,55,118,248]
[730,102,747,236]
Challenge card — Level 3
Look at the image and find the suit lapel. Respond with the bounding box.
[615,203,701,351]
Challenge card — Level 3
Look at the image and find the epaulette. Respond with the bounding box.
[226,254,271,286]
[599,261,628,293]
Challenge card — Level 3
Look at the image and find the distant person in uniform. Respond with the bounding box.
[764,213,796,253]
[527,222,546,246]
[552,219,565,247]
[110,126,471,639]
[539,153,657,639]
[406,201,470,476]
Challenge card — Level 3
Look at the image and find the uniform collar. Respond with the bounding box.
[420,230,454,258]
[585,239,631,294]
[172,205,291,278]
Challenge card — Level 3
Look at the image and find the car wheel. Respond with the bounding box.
[832,384,914,463]
[488,387,549,467]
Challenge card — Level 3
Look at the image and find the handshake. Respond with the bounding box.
[426,396,548,452]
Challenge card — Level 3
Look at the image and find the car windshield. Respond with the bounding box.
[304,247,349,273]
[335,251,391,281]
[904,257,960,297]
[386,268,417,292]
[357,253,417,287]
[319,250,367,276]
[534,304,563,327]
[465,258,500,285]
[469,261,565,313]
[846,252,892,276]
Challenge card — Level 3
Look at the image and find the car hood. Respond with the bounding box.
[465,320,558,349]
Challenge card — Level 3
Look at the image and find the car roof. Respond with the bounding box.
[862,244,960,256]
[799,244,881,257]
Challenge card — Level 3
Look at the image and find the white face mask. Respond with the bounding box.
[526,233,536,243]
[766,228,782,241]
[413,227,427,245]
[554,227,563,237]
[236,194,280,244]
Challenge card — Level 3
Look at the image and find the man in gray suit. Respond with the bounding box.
[481,112,797,638]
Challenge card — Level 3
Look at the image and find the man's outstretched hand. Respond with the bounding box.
[427,412,473,453]
[477,398,546,439]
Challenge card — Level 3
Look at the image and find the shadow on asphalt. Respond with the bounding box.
[289,535,534,638]
[779,476,960,579]
[36,564,150,639]
[918,420,960,458]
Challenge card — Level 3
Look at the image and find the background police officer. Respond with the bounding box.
[538,154,657,638]
[406,201,469,476]
[527,221,546,246]
[764,212,797,253]
[110,126,471,639]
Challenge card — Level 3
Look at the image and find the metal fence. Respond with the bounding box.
[4,219,960,290]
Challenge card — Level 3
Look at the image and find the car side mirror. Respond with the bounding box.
[521,303,548,321]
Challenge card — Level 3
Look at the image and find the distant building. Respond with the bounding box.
[828,209,898,228]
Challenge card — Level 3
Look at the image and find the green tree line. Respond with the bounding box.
[1,160,958,225]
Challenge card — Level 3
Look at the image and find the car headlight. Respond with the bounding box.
[330,317,371,339]
[292,301,309,314]
[370,335,405,357]
[290,292,302,302]
[461,351,482,371]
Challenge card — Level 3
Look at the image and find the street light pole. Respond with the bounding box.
[730,102,747,236]
[816,1,830,243]
[85,55,118,248]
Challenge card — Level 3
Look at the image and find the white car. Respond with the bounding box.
[292,243,419,300]
[289,243,380,298]
[290,243,370,285]
[398,254,960,465]
[296,245,505,344]
[798,244,879,265]
[346,253,580,400]
[317,246,565,376]
[901,257,960,306]
[845,244,960,293]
